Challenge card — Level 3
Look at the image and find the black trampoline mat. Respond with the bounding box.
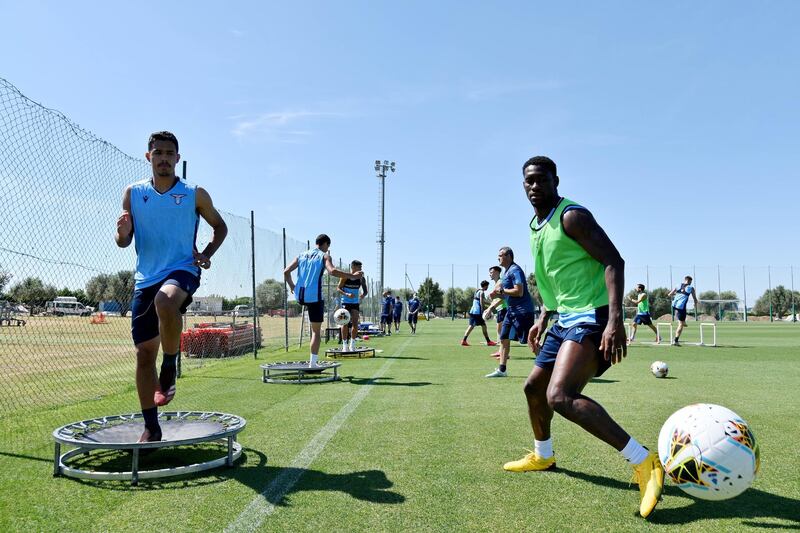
[84,420,225,444]
[265,362,340,373]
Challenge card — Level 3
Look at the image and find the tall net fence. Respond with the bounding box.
[0,77,308,420]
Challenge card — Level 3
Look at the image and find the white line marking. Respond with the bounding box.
[224,339,411,533]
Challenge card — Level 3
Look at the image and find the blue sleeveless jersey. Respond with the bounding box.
[393,300,403,315]
[130,179,199,289]
[294,248,326,304]
[470,289,484,314]
[408,298,420,312]
[672,284,693,309]
[341,278,361,304]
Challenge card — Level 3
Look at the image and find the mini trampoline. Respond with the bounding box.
[53,411,246,485]
[261,361,341,384]
[325,346,376,358]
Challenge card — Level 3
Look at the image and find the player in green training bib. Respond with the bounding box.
[501,156,665,520]
[628,284,660,343]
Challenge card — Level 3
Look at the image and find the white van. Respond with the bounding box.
[45,296,93,317]
[233,305,254,317]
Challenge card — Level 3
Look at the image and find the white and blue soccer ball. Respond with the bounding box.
[650,361,669,378]
[658,403,760,501]
[333,308,351,327]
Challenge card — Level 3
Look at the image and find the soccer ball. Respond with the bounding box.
[658,403,760,500]
[333,308,351,326]
[650,361,669,378]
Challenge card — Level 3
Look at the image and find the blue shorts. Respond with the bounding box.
[536,316,611,377]
[393,313,402,322]
[496,308,508,324]
[407,313,418,324]
[468,313,486,327]
[131,270,200,345]
[500,312,535,343]
[673,306,687,322]
[633,313,652,326]
[305,301,324,323]
[380,314,390,325]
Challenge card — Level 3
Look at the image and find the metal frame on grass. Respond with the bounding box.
[261,361,341,384]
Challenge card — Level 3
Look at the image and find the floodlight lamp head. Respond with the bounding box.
[390,161,396,172]
[383,160,389,166]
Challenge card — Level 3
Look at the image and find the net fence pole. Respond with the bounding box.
[450,263,454,320]
[742,265,748,323]
[250,210,257,359]
[768,265,773,322]
[182,160,187,180]
[646,265,650,291]
[283,228,289,352]
[792,265,796,322]
[717,264,722,321]
[693,264,697,320]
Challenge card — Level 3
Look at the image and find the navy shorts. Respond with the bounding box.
[407,313,418,324]
[500,312,536,343]
[393,313,402,322]
[536,311,611,377]
[343,303,360,312]
[468,313,486,327]
[380,314,390,325]
[633,313,653,326]
[131,270,200,345]
[496,308,508,324]
[673,306,687,322]
[305,301,325,323]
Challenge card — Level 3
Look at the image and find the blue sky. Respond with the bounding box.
[2,1,798,299]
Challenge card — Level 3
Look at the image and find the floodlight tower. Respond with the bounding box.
[375,159,396,297]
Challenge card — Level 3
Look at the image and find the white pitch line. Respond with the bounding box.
[224,339,411,533]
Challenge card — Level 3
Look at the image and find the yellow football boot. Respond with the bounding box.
[503,451,556,472]
[632,451,665,518]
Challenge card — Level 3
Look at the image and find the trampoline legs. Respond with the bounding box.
[227,436,234,467]
[53,442,61,477]
[131,449,140,486]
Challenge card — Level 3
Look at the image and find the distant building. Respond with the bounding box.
[188,296,223,314]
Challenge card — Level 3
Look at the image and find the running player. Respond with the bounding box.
[284,234,362,365]
[115,131,228,443]
[668,276,699,346]
[483,265,508,357]
[393,296,403,332]
[628,284,660,344]
[485,249,534,376]
[503,156,664,519]
[407,293,421,335]
[461,281,496,346]
[337,260,368,351]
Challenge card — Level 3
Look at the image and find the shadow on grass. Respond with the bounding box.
[588,378,619,384]
[558,467,800,529]
[55,447,405,505]
[346,376,434,387]
[0,451,52,463]
[378,355,428,360]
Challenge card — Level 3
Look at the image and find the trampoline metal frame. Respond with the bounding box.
[53,411,246,485]
[325,346,376,359]
[261,361,341,384]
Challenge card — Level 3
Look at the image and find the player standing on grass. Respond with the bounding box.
[485,248,534,377]
[380,290,394,336]
[668,276,699,346]
[484,265,508,357]
[407,293,420,334]
[461,281,497,347]
[337,259,368,351]
[393,295,403,332]
[284,234,363,365]
[628,284,661,344]
[115,131,228,443]
[502,156,664,519]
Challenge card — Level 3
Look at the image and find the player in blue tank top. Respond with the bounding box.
[284,234,363,365]
[115,131,228,443]
[668,275,699,345]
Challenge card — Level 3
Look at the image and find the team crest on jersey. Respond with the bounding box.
[170,193,187,205]
[143,195,149,203]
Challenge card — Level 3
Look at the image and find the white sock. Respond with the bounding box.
[309,353,318,366]
[350,340,355,350]
[534,438,553,459]
[620,437,649,465]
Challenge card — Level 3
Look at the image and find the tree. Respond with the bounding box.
[445,287,475,317]
[527,273,542,307]
[649,287,673,319]
[417,277,444,313]
[85,274,112,306]
[108,271,135,316]
[8,277,57,307]
[256,279,285,311]
[753,286,800,319]
[0,267,11,295]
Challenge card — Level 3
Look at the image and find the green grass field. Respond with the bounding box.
[1,320,798,532]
